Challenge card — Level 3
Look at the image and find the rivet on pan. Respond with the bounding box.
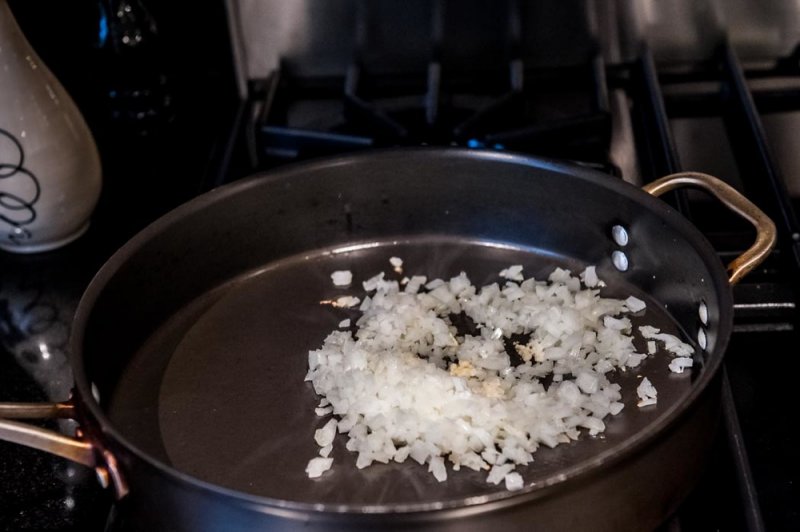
[612,250,629,271]
[698,301,709,325]
[697,328,708,350]
[95,467,110,489]
[91,383,101,404]
[611,225,629,247]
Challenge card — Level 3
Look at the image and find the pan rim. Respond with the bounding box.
[70,146,733,516]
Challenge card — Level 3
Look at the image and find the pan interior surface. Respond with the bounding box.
[107,235,701,508]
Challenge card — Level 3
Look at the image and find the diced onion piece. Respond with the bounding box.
[314,419,338,447]
[428,456,447,482]
[504,472,524,491]
[331,270,352,286]
[669,357,694,373]
[636,377,657,407]
[581,266,599,287]
[306,457,333,478]
[335,296,360,308]
[499,264,524,281]
[625,296,646,313]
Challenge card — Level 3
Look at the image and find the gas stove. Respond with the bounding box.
[1,1,799,530]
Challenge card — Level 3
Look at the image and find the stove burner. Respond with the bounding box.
[255,59,612,168]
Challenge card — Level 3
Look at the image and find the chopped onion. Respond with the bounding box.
[669,357,694,373]
[504,472,524,491]
[306,261,691,487]
[331,270,352,286]
[636,377,657,407]
[305,457,333,478]
[499,264,524,281]
[334,296,360,308]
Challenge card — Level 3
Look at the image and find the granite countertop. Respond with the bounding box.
[0,229,118,530]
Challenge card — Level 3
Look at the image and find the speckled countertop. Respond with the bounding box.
[0,234,115,530]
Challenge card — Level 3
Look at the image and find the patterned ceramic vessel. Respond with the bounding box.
[0,0,102,253]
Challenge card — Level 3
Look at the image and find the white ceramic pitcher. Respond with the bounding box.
[0,0,102,253]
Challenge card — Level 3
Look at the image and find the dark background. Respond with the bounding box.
[7,0,239,235]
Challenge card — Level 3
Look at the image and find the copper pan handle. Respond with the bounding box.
[643,171,777,285]
[0,400,127,497]
[0,402,78,420]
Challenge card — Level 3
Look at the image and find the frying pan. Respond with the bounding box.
[0,148,775,531]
